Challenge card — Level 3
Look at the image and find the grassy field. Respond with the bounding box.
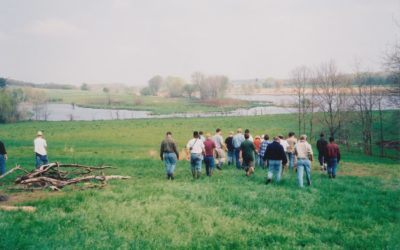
[0,113,399,249]
[40,88,264,115]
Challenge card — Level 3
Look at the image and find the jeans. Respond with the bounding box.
[327,157,338,177]
[234,148,241,169]
[267,160,282,182]
[227,150,235,165]
[287,152,295,171]
[0,155,5,175]
[297,158,311,187]
[35,153,48,168]
[204,156,215,176]
[318,154,325,167]
[190,153,203,171]
[163,153,177,174]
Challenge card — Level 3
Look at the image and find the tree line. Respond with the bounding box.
[140,72,229,100]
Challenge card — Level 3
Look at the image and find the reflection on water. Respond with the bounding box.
[28,103,297,121]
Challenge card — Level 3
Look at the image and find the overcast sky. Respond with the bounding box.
[0,0,399,85]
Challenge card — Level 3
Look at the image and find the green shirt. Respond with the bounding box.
[240,139,256,161]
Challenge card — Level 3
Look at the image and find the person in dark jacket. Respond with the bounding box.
[326,137,341,179]
[225,131,235,166]
[160,132,179,180]
[316,133,328,171]
[0,140,7,175]
[263,136,287,184]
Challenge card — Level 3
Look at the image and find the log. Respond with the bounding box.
[0,205,36,212]
[20,175,131,188]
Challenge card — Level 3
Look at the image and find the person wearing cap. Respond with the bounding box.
[0,140,8,175]
[212,128,226,170]
[263,136,287,184]
[204,133,216,176]
[34,131,48,168]
[240,133,257,176]
[225,131,235,166]
[186,131,205,179]
[160,132,179,180]
[232,128,245,169]
[295,134,313,187]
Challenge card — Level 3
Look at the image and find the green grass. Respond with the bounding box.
[0,113,399,249]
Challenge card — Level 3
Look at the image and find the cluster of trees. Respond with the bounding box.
[140,73,229,100]
[291,54,399,157]
[0,78,25,123]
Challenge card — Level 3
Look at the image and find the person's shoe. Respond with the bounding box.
[217,165,222,170]
[196,170,201,179]
[170,174,174,180]
[266,178,272,184]
[167,173,171,180]
[191,170,196,179]
[307,180,312,186]
[332,175,336,179]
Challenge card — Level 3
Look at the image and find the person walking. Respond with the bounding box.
[213,128,226,170]
[258,134,271,169]
[263,136,287,184]
[0,140,8,175]
[286,132,297,172]
[316,133,328,171]
[295,135,314,187]
[186,131,205,179]
[225,131,235,166]
[34,131,48,168]
[254,135,262,167]
[232,128,245,169]
[204,133,216,176]
[160,132,179,180]
[326,137,341,179]
[240,133,257,176]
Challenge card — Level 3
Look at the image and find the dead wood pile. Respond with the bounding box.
[0,162,130,191]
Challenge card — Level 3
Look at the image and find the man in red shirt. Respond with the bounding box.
[203,133,216,176]
[326,137,341,179]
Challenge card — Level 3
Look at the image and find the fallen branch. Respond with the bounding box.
[0,165,29,179]
[0,205,36,212]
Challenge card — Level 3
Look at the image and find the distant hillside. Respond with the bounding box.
[3,78,76,90]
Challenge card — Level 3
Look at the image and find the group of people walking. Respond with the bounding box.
[160,128,341,187]
[0,131,48,176]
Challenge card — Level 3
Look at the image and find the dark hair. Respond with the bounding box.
[278,135,283,139]
[193,131,199,138]
[264,134,269,140]
[216,128,221,133]
[199,131,203,135]
[245,129,250,134]
[320,133,324,137]
[166,131,172,135]
[288,132,295,137]
[329,137,335,142]
[244,133,250,139]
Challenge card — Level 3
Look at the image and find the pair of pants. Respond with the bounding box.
[318,154,325,167]
[287,152,295,171]
[0,155,5,175]
[327,157,338,177]
[204,156,215,176]
[190,153,203,171]
[234,148,241,169]
[297,158,311,187]
[227,150,235,165]
[267,160,282,182]
[35,153,48,168]
[163,153,177,174]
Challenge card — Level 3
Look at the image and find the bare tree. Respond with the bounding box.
[314,60,351,137]
[291,66,310,136]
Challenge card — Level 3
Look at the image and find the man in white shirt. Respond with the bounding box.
[34,131,48,168]
[295,135,313,187]
[186,131,205,179]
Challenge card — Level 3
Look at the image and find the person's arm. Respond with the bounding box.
[160,142,164,160]
[172,142,179,160]
[281,146,288,165]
